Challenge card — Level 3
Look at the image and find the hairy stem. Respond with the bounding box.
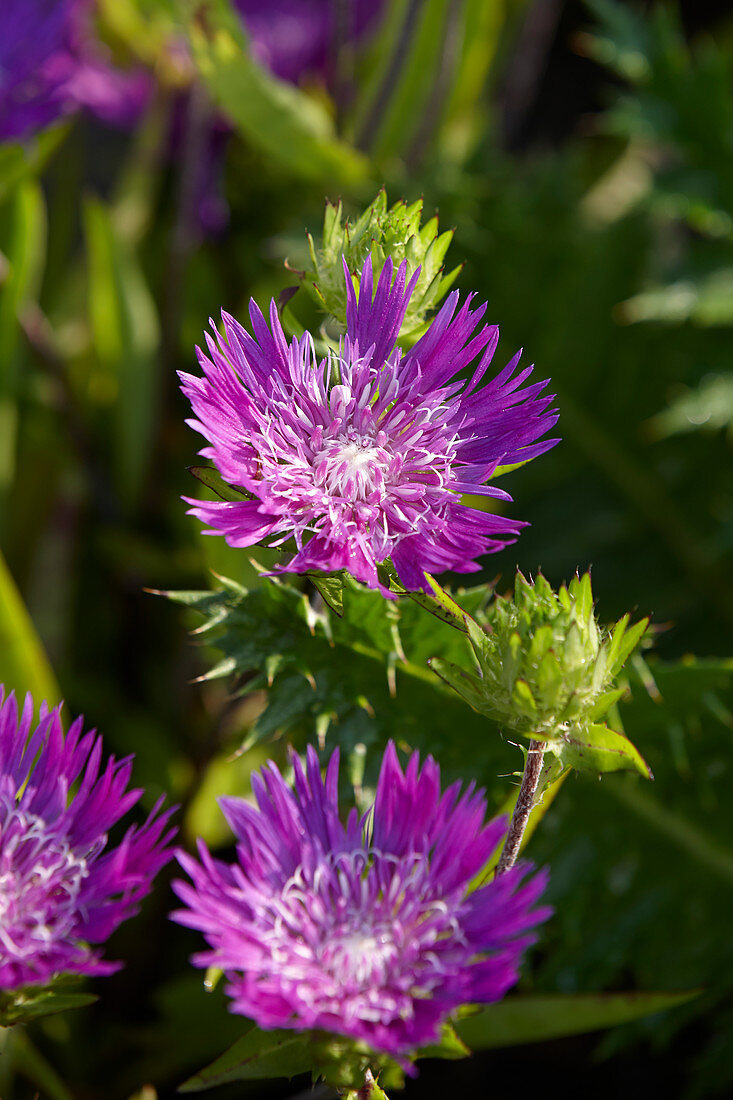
[496,739,546,875]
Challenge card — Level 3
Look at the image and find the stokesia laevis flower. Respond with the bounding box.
[180,256,559,592]
[172,742,550,1061]
[0,688,175,990]
[0,0,150,143]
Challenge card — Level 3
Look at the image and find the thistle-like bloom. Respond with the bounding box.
[181,257,558,591]
[0,689,175,990]
[172,743,549,1059]
[1,0,150,142]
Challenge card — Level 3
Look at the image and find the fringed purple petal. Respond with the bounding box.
[181,258,558,590]
[0,687,175,991]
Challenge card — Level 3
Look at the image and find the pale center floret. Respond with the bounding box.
[0,810,89,959]
[313,432,393,502]
[318,925,398,987]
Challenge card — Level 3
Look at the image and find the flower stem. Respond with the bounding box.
[496,739,546,875]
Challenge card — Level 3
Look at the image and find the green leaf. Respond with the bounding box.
[646,372,733,440]
[0,179,47,491]
[165,573,519,801]
[557,722,653,779]
[427,657,490,715]
[4,1029,76,1100]
[179,1027,312,1091]
[606,615,650,679]
[188,465,253,503]
[0,548,60,704]
[455,990,698,1050]
[0,125,67,204]
[410,573,472,632]
[0,982,97,1027]
[308,571,346,617]
[83,195,160,508]
[418,1021,471,1061]
[189,0,368,185]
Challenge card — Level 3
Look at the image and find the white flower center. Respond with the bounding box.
[0,809,90,960]
[313,435,392,501]
[319,926,398,987]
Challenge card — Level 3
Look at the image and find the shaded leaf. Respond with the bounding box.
[455,990,698,1050]
[308,571,346,616]
[180,1027,312,1091]
[0,982,96,1028]
[188,465,253,503]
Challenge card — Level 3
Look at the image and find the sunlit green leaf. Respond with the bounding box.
[0,179,47,491]
[0,548,60,704]
[189,0,368,185]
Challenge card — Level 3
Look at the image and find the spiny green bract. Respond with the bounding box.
[299,190,461,338]
[429,572,652,778]
[478,572,630,736]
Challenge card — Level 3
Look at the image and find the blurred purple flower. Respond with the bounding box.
[173,743,549,1059]
[180,257,558,592]
[0,0,150,142]
[0,688,175,990]
[235,0,387,84]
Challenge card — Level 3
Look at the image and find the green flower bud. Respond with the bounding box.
[299,190,461,338]
[429,572,651,778]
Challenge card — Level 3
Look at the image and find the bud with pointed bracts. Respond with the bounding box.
[298,190,461,339]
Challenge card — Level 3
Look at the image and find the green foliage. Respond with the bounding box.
[299,190,460,337]
[455,990,698,1050]
[180,1018,468,1092]
[0,179,47,493]
[646,372,733,442]
[0,979,96,1028]
[0,0,731,1095]
[83,196,160,509]
[163,570,520,793]
[429,572,650,777]
[189,0,368,186]
[585,0,733,232]
[0,126,67,205]
[0,547,60,704]
[531,656,733,1091]
[182,986,692,1091]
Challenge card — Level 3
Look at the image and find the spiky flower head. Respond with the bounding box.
[300,191,461,338]
[181,256,558,594]
[429,572,651,776]
[172,742,549,1061]
[0,688,175,992]
[1,0,150,142]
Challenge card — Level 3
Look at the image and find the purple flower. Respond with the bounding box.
[172,743,550,1059]
[0,688,175,990]
[235,0,387,85]
[181,257,558,592]
[0,0,150,142]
